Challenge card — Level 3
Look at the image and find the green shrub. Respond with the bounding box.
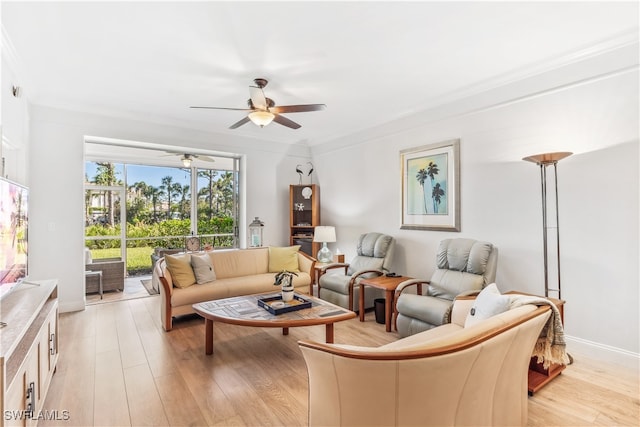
[86,216,235,274]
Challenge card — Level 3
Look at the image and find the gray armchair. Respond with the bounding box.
[395,238,498,337]
[318,232,395,312]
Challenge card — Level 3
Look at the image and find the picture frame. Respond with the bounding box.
[400,139,460,231]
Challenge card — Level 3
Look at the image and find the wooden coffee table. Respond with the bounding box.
[193,292,356,355]
[358,275,413,332]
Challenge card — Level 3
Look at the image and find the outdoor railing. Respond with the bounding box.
[85,233,236,276]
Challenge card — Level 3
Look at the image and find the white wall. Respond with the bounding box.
[312,56,639,366]
[1,32,29,183]
[27,106,310,312]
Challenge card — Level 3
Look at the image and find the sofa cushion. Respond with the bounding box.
[429,269,485,300]
[464,283,510,327]
[396,293,453,326]
[332,305,538,356]
[379,323,463,350]
[268,245,301,272]
[170,272,312,307]
[357,232,393,258]
[210,248,269,278]
[436,238,493,275]
[347,255,384,276]
[191,253,216,284]
[165,254,196,288]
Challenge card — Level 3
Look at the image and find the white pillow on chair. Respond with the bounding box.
[464,283,510,327]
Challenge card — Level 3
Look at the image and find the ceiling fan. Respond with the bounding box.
[163,152,216,167]
[190,78,326,129]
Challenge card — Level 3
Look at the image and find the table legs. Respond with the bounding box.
[359,283,366,322]
[359,284,396,332]
[358,283,395,334]
[205,320,336,355]
[326,323,334,343]
[205,318,214,355]
[383,289,393,332]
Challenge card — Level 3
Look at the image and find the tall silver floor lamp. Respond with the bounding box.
[523,152,572,299]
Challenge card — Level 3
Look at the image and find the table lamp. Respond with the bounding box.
[313,226,336,263]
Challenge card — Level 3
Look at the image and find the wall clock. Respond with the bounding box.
[185,236,201,252]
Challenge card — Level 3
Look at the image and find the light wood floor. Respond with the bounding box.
[85,275,155,305]
[40,296,639,427]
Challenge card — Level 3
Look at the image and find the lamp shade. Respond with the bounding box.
[313,226,336,243]
[522,152,572,165]
[248,111,275,127]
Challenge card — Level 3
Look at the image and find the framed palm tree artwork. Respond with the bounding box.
[400,139,460,231]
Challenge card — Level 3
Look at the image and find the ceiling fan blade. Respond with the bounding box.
[249,86,268,110]
[197,155,216,163]
[229,116,251,129]
[190,106,251,111]
[270,104,326,114]
[161,151,194,158]
[273,114,301,129]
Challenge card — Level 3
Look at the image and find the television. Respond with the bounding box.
[0,178,28,300]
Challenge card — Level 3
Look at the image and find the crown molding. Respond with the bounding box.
[426,29,639,111]
[312,31,639,155]
[1,25,20,72]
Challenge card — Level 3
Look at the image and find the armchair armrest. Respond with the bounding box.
[156,258,173,297]
[395,279,430,296]
[156,258,175,331]
[316,262,350,295]
[346,269,384,312]
[320,262,349,274]
[349,269,384,282]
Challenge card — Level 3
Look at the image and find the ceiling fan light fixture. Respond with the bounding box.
[248,110,275,127]
[181,155,192,167]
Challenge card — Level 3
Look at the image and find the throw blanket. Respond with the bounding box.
[509,294,571,369]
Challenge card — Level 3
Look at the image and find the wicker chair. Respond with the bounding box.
[85,258,125,292]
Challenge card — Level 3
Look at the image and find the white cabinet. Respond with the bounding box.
[0,281,58,427]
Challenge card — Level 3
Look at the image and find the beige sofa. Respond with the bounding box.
[156,247,314,331]
[298,294,553,427]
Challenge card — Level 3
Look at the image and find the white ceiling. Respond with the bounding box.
[2,1,638,150]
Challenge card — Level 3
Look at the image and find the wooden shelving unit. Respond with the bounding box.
[289,184,320,258]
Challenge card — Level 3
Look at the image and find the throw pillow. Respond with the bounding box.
[464,283,510,327]
[164,254,196,289]
[191,253,216,284]
[268,245,301,273]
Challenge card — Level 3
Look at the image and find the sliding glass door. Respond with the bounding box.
[84,157,240,277]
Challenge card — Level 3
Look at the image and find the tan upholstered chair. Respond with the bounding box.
[299,297,551,427]
[395,238,498,337]
[318,232,395,312]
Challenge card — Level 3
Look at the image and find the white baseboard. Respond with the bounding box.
[566,335,640,371]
